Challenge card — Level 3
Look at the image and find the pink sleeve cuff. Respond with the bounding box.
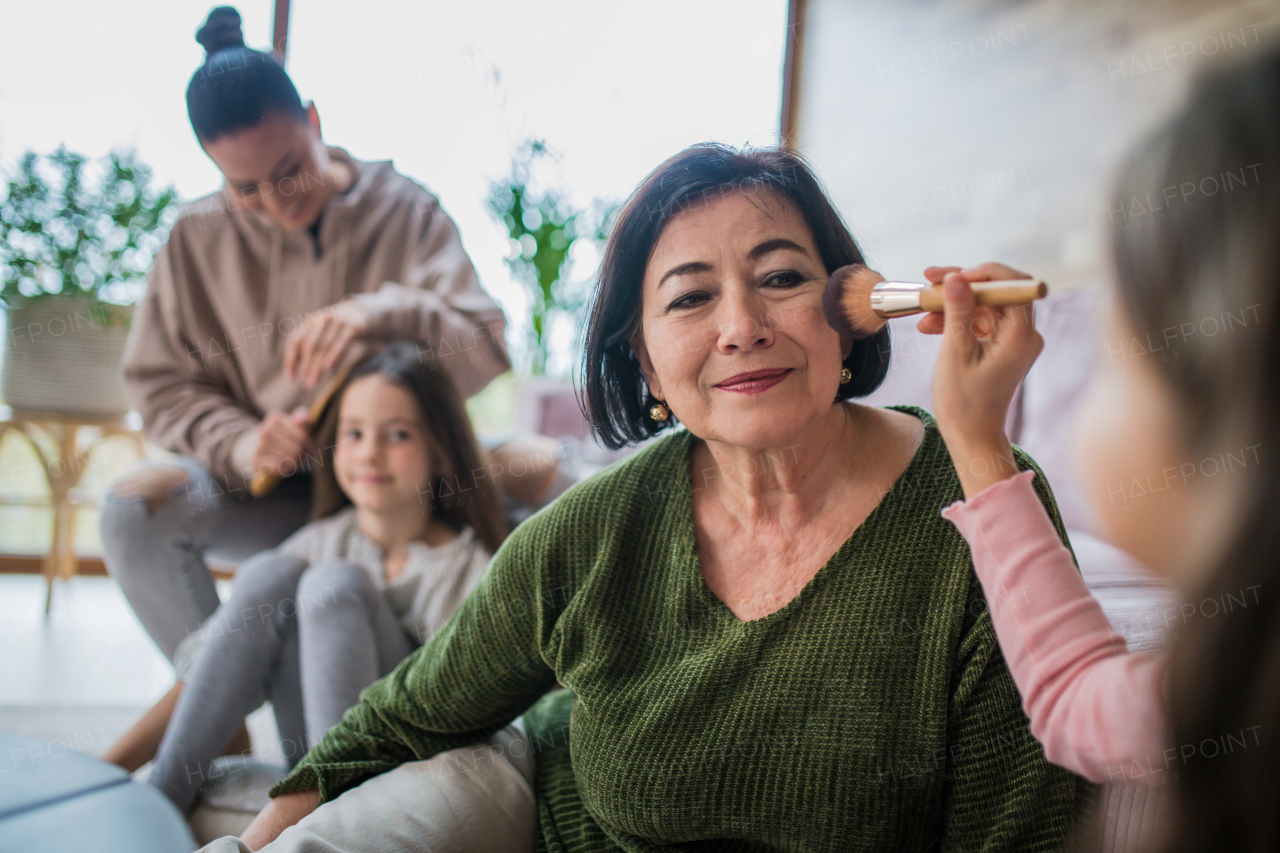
[941,469,1038,527]
[939,467,1170,783]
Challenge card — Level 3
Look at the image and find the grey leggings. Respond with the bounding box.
[148,549,414,814]
[100,455,313,662]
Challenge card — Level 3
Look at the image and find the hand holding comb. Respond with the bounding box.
[248,359,356,498]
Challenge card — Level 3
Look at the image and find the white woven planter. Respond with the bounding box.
[2,295,133,416]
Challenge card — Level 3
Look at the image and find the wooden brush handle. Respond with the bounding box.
[249,468,283,498]
[248,358,358,498]
[918,280,1047,313]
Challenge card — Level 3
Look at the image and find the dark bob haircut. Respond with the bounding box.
[186,6,308,144]
[580,143,891,450]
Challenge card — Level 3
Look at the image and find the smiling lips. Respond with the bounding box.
[715,368,791,394]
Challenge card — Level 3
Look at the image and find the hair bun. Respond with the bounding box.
[195,6,245,57]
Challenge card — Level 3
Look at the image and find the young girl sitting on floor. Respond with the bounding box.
[924,44,1279,852]
[142,342,508,814]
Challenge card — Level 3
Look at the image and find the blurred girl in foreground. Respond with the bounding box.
[928,43,1280,852]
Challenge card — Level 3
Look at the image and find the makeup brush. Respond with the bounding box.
[822,264,1049,340]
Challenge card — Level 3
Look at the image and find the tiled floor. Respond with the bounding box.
[0,574,278,761]
[2,575,170,706]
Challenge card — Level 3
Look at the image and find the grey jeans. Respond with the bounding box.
[196,722,536,853]
[100,455,313,662]
[148,549,414,815]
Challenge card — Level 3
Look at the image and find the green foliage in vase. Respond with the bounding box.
[0,146,178,319]
[487,139,615,376]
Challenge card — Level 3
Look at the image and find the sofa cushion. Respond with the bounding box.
[1016,285,1107,536]
[188,757,288,846]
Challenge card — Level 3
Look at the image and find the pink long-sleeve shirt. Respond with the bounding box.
[941,470,1171,785]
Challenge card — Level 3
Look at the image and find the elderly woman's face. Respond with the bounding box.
[632,189,850,449]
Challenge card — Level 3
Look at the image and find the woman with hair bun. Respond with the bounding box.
[98,6,520,771]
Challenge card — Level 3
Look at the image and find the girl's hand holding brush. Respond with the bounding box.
[921,263,1044,499]
[821,258,1048,498]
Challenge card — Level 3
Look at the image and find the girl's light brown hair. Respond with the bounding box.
[1108,42,1280,853]
[309,342,508,556]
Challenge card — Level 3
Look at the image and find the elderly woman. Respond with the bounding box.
[233,144,1084,852]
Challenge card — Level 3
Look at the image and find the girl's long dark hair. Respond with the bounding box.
[1108,42,1280,853]
[310,343,508,556]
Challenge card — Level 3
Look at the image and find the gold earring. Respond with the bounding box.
[649,401,670,422]
[840,366,853,384]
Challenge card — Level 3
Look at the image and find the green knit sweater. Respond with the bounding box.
[273,406,1086,851]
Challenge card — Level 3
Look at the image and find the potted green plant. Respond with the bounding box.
[487,140,614,438]
[1,147,177,415]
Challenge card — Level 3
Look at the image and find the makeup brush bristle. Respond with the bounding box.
[823,264,887,340]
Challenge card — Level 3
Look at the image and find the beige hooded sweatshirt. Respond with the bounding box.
[121,150,510,490]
